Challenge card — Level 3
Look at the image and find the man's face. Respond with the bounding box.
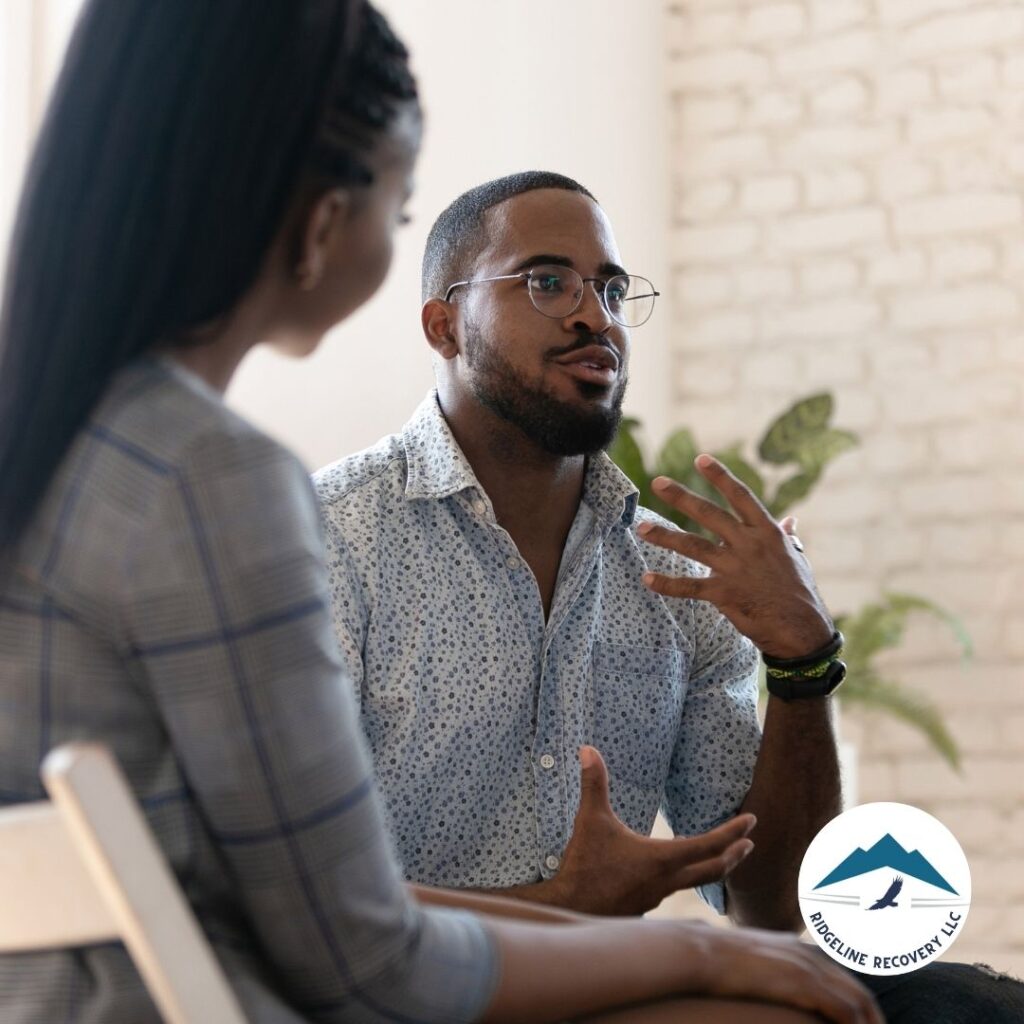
[453,189,630,456]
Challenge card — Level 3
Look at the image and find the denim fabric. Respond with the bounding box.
[850,960,1024,1023]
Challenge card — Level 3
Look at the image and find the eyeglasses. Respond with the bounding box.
[444,263,659,329]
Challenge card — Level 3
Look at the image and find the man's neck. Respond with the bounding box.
[439,392,586,618]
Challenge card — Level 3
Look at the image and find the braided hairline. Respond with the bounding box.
[309,2,418,186]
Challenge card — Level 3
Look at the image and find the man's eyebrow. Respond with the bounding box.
[509,253,628,278]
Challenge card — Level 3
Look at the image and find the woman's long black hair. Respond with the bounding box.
[0,0,417,553]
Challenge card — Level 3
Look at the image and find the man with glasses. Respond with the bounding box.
[313,171,1024,1021]
[313,169,840,928]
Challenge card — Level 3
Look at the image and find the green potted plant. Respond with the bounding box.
[609,394,970,771]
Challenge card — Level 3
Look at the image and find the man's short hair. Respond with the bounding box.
[421,171,598,302]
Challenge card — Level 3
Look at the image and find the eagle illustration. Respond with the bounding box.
[867,875,903,910]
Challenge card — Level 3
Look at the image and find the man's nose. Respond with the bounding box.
[563,279,612,333]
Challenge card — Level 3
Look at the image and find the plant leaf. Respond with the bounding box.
[879,592,973,661]
[839,592,972,668]
[608,417,653,508]
[839,672,962,772]
[768,468,821,517]
[758,393,833,465]
[654,427,717,533]
[793,428,859,473]
[655,428,699,484]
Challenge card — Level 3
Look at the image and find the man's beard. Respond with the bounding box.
[463,318,627,457]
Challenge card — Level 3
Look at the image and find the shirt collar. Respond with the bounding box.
[402,391,482,501]
[402,390,639,528]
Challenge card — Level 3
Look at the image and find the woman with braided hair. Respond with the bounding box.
[0,2,883,1021]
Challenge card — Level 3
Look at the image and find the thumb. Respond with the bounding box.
[577,745,613,816]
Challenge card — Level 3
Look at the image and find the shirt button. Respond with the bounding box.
[472,499,486,515]
[506,555,519,569]
[545,854,560,871]
[539,753,555,770]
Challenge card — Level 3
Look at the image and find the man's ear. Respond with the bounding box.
[294,187,352,290]
[421,298,460,360]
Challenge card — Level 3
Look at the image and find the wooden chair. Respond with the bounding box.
[0,742,247,1024]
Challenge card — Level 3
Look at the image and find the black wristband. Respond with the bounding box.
[762,630,843,670]
[766,659,847,701]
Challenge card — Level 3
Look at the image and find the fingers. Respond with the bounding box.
[649,476,743,542]
[693,454,770,526]
[726,939,884,1024]
[782,949,884,1024]
[670,837,754,890]
[576,745,614,817]
[780,516,807,556]
[658,815,756,888]
[687,926,883,1024]
[640,570,711,601]
[635,521,723,568]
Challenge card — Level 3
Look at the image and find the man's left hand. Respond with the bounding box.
[636,455,833,660]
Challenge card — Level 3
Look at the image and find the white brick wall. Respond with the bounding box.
[662,0,1024,975]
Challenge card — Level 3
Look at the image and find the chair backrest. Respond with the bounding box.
[0,743,247,1024]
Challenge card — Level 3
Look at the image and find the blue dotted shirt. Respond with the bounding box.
[314,392,761,913]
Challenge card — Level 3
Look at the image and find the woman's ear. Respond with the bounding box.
[421,298,460,360]
[293,187,352,291]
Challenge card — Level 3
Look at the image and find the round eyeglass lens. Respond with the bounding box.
[607,275,657,328]
[527,265,583,318]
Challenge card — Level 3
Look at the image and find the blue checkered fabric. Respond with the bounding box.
[0,358,497,1023]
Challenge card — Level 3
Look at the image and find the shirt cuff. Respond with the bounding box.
[696,880,727,915]
[361,906,499,1023]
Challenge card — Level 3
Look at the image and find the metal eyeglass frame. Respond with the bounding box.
[443,265,660,328]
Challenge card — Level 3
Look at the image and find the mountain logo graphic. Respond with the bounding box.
[813,832,958,895]
[798,802,971,976]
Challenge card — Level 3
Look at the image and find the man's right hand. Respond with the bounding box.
[547,745,755,916]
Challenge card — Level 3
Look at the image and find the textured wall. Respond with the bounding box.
[660,0,1024,974]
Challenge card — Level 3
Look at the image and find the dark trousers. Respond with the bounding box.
[849,960,1024,1023]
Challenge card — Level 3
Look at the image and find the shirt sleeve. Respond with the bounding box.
[662,595,762,915]
[121,425,497,1023]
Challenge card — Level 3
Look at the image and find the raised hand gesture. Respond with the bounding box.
[551,746,756,916]
[637,454,834,660]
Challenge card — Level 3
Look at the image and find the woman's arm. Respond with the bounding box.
[409,883,585,924]
[410,886,881,1023]
[480,917,881,1024]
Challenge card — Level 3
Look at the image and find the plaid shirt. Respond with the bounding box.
[0,359,496,1023]
[314,393,762,913]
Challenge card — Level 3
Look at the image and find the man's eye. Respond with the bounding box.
[535,274,563,292]
[606,285,626,304]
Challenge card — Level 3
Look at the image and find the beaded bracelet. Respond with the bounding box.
[762,630,844,681]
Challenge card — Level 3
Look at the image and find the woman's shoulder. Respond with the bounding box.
[96,357,318,537]
[18,358,316,603]
[95,357,304,481]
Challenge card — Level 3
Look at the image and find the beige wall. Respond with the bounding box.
[663,0,1024,973]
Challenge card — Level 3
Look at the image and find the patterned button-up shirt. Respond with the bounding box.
[314,392,762,913]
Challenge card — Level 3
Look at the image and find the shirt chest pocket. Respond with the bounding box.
[591,641,688,790]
